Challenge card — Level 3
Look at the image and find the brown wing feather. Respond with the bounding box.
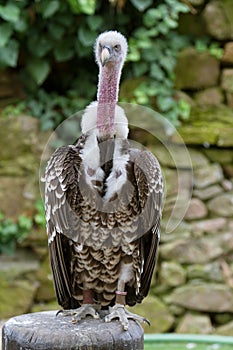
[45,138,84,309]
[126,149,163,305]
[49,232,79,309]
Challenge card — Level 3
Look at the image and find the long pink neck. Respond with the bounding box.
[97,65,121,138]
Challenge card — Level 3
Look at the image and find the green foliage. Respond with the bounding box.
[26,89,92,130]
[125,0,190,124]
[195,38,224,60]
[0,0,193,126]
[0,212,32,255]
[34,200,46,228]
[0,200,46,255]
[2,100,26,117]
[67,0,96,15]
[0,2,20,67]
[130,0,153,12]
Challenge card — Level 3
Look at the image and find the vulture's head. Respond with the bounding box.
[95,31,128,68]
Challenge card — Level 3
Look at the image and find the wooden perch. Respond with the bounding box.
[2,311,144,350]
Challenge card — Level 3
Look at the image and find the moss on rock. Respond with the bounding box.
[203,0,233,40]
[174,106,233,147]
[0,114,51,219]
[35,256,55,302]
[159,261,186,287]
[166,283,233,312]
[175,47,220,90]
[128,295,174,333]
[207,192,233,217]
[176,313,213,334]
[0,279,37,318]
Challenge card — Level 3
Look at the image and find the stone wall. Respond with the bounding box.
[177,0,233,114]
[0,114,49,219]
[135,142,233,335]
[133,0,233,334]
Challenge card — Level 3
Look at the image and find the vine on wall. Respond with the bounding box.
[0,0,192,128]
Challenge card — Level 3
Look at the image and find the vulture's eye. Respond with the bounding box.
[114,44,121,52]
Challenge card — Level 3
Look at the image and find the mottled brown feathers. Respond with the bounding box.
[45,136,163,309]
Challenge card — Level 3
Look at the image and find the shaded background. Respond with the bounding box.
[0,0,233,337]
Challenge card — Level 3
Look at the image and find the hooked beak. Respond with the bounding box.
[100,46,113,66]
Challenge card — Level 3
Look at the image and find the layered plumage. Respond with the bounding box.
[45,31,163,328]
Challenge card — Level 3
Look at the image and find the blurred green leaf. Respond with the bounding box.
[157,95,175,112]
[164,16,178,29]
[0,3,20,22]
[0,212,34,255]
[13,15,28,32]
[54,40,75,61]
[0,39,19,67]
[167,0,189,13]
[55,12,74,27]
[34,213,46,226]
[2,222,18,237]
[86,15,103,31]
[134,87,150,104]
[195,39,208,52]
[127,45,140,62]
[0,240,15,255]
[137,38,152,49]
[134,27,149,40]
[18,215,33,231]
[48,22,65,40]
[160,56,176,73]
[195,39,223,59]
[157,22,169,35]
[209,43,223,59]
[130,0,153,11]
[40,118,55,131]
[143,8,162,27]
[41,0,60,18]
[28,35,52,57]
[27,58,51,85]
[0,23,13,47]
[78,26,96,47]
[178,99,191,120]
[133,61,148,77]
[150,63,164,81]
[67,0,96,15]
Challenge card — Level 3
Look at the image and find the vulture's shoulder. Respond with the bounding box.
[44,136,86,243]
[129,147,161,169]
[45,135,86,185]
[129,148,163,195]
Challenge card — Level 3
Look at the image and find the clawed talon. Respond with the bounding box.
[105,304,150,331]
[56,304,100,322]
[56,309,64,317]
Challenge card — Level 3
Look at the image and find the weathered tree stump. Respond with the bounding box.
[2,311,144,349]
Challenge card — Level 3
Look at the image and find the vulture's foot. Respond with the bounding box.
[57,304,100,323]
[105,304,150,331]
